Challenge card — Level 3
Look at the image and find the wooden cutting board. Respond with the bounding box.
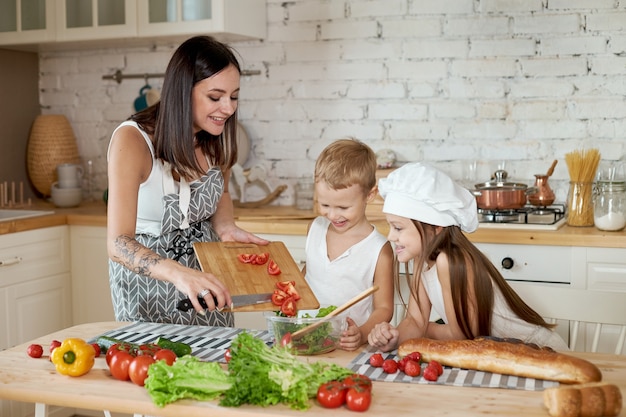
[193,241,319,312]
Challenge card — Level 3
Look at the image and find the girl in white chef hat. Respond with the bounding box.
[367,162,569,352]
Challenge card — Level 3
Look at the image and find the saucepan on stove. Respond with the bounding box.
[472,170,538,210]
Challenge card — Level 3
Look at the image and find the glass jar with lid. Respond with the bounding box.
[593,180,626,231]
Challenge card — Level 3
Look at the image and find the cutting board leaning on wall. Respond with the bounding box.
[193,241,319,312]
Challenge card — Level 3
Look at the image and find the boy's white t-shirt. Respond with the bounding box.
[304,216,388,325]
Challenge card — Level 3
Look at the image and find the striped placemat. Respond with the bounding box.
[347,347,559,391]
[89,321,273,363]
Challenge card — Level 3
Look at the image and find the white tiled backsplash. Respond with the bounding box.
[38,0,626,205]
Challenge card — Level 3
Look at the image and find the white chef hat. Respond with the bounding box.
[378,162,479,233]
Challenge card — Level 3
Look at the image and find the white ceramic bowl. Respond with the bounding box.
[50,182,82,208]
[265,312,345,355]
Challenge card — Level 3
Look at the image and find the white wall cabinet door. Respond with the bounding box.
[55,0,137,41]
[70,225,115,324]
[137,0,266,40]
[0,0,56,45]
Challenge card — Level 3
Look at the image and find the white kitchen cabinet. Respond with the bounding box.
[137,0,266,41]
[55,0,137,42]
[69,225,115,325]
[0,225,74,417]
[0,0,265,49]
[0,0,56,46]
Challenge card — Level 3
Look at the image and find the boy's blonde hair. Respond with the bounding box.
[314,138,377,194]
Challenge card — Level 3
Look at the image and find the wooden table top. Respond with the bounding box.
[1,322,625,417]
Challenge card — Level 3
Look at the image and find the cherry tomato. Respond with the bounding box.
[128,355,155,386]
[109,350,133,381]
[153,348,177,366]
[49,340,61,354]
[91,343,102,358]
[346,386,372,412]
[404,359,421,377]
[342,374,372,392]
[280,333,292,348]
[317,381,347,408]
[382,358,398,373]
[280,296,297,316]
[369,353,384,367]
[252,252,269,265]
[237,253,257,264]
[224,348,232,363]
[267,259,281,275]
[27,344,43,358]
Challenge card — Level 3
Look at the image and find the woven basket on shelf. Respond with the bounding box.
[27,114,81,197]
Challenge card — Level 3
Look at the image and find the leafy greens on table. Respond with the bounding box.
[144,330,353,410]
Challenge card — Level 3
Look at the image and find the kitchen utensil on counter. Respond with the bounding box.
[176,292,274,312]
[290,285,379,340]
[593,180,626,231]
[193,241,319,311]
[50,182,82,208]
[472,170,538,210]
[528,160,557,207]
[565,149,601,226]
[57,163,84,189]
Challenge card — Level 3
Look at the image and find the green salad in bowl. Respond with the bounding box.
[265,306,345,355]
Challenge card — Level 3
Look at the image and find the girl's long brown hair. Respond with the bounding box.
[130,36,240,179]
[399,221,554,339]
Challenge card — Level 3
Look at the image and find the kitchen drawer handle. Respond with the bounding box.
[501,257,514,270]
[0,256,22,267]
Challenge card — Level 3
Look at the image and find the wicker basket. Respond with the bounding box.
[27,115,81,197]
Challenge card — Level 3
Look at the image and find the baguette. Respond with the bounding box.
[398,336,602,384]
[543,382,622,417]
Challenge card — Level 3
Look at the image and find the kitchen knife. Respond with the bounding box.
[176,292,274,312]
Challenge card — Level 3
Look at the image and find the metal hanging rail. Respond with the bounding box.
[103,68,261,84]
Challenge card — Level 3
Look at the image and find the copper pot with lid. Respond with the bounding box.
[472,170,538,210]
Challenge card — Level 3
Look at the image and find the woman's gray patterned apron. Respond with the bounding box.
[109,166,233,327]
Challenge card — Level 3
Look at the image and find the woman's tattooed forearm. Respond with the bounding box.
[114,235,161,277]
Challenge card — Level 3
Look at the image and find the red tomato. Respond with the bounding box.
[271,289,288,306]
[346,386,372,412]
[237,253,257,264]
[317,381,347,408]
[405,351,422,363]
[153,348,177,366]
[49,340,61,354]
[369,353,384,367]
[224,348,232,363]
[404,359,421,377]
[106,343,122,366]
[276,280,300,300]
[128,355,155,386]
[423,365,439,381]
[27,344,43,358]
[342,374,372,392]
[280,296,297,316]
[109,350,134,381]
[280,333,292,348]
[91,343,101,358]
[382,358,398,374]
[136,343,161,356]
[252,252,269,265]
[267,259,281,275]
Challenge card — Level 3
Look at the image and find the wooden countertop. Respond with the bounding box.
[1,321,625,417]
[2,201,626,248]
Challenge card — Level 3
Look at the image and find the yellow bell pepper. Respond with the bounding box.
[50,337,96,377]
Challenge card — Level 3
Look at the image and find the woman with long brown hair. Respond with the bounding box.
[106,36,267,326]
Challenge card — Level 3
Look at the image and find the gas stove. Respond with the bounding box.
[477,204,566,230]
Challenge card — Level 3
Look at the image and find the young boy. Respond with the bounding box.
[303,138,395,351]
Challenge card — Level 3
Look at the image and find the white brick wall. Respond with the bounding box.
[38,0,626,206]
